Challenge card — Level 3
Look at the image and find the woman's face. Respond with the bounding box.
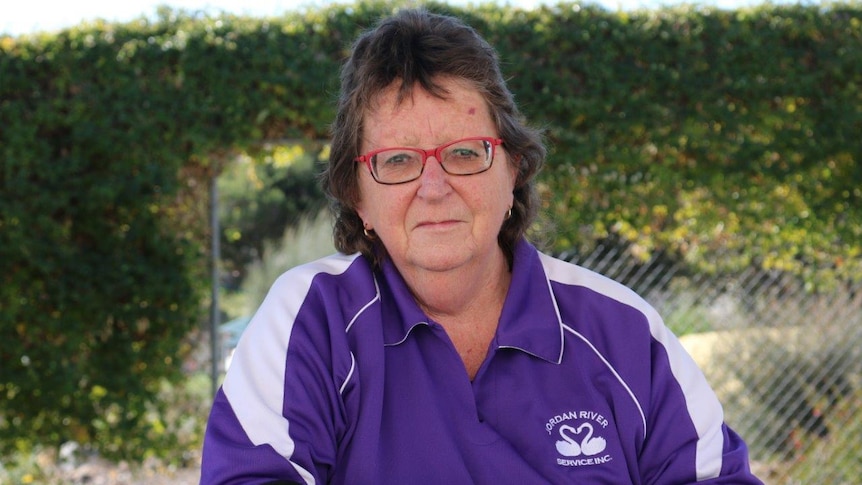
[356,78,517,276]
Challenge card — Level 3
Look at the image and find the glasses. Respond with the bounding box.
[355,136,503,185]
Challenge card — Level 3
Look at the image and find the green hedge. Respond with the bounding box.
[493,2,862,283]
[1,0,860,457]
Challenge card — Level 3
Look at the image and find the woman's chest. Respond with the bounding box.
[335,334,645,484]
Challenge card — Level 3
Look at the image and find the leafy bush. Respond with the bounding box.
[238,210,336,315]
[0,373,210,483]
[218,142,328,289]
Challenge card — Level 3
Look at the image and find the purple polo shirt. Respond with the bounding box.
[201,240,761,484]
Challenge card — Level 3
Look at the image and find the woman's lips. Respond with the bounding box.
[416,220,460,230]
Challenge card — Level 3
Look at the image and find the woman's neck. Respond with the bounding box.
[403,249,511,321]
[398,249,512,380]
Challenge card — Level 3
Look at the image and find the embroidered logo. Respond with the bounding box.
[545,410,613,467]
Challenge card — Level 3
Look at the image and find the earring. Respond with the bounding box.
[363,225,376,239]
[505,207,513,220]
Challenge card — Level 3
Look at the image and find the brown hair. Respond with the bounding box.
[321,8,546,267]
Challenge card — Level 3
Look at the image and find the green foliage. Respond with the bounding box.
[238,210,336,315]
[218,143,328,287]
[1,0,861,461]
[499,2,862,287]
[0,373,210,483]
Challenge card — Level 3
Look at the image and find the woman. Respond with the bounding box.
[201,9,762,484]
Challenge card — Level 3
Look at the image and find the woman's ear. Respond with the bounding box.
[509,154,522,188]
[356,207,368,228]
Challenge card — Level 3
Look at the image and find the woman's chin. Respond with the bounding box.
[404,247,472,274]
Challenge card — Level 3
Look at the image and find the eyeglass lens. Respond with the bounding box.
[372,138,493,184]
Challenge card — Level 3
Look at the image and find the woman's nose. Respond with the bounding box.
[416,155,452,197]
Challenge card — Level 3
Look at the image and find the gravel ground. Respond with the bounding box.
[128,466,199,485]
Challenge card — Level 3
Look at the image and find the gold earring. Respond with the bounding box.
[505,207,513,220]
[363,226,375,239]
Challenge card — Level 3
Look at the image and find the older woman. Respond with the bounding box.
[201,8,762,484]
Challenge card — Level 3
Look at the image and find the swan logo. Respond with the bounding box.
[545,410,613,467]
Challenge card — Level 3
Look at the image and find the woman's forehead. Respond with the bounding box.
[362,80,491,142]
[366,77,487,113]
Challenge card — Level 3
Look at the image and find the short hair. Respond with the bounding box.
[321,8,546,268]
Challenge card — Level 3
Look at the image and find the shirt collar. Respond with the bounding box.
[377,239,564,363]
[379,258,431,346]
[495,239,564,363]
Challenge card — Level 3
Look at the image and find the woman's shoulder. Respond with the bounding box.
[237,253,376,358]
[253,252,378,325]
[537,252,653,313]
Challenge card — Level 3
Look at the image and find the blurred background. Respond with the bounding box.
[2,0,802,37]
[2,0,859,483]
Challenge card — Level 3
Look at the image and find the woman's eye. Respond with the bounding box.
[451,148,480,159]
[381,153,415,165]
[446,146,483,162]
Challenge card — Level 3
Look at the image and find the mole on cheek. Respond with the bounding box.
[468,107,476,115]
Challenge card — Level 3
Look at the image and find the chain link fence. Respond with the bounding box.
[561,241,862,484]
